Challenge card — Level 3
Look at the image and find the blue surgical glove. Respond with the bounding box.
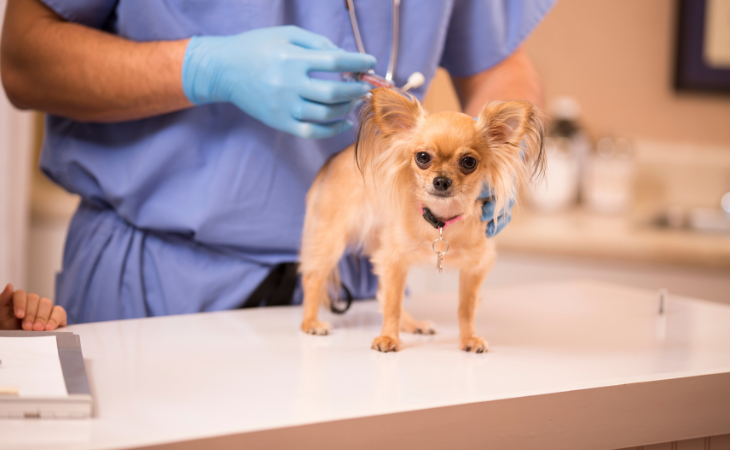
[182,26,376,139]
[479,186,516,238]
[474,112,517,237]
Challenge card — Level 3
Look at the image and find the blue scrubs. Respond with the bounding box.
[40,0,555,324]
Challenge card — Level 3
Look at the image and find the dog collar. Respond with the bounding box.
[419,204,462,229]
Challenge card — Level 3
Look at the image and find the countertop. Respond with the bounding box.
[494,208,730,270]
[1,280,729,450]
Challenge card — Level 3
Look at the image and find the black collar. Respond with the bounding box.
[421,207,445,229]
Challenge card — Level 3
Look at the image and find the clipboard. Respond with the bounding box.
[0,331,93,419]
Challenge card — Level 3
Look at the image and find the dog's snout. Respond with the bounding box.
[433,176,452,191]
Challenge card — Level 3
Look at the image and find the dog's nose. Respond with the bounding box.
[433,176,452,191]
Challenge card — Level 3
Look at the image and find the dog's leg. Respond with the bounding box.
[300,209,349,336]
[301,271,332,335]
[399,309,436,335]
[376,284,435,335]
[371,260,408,352]
[300,237,349,335]
[458,263,492,353]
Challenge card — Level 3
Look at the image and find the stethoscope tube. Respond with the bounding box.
[346,0,399,83]
[345,0,367,55]
[345,0,424,93]
[385,0,400,82]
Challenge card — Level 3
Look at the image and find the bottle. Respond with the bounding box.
[583,136,635,214]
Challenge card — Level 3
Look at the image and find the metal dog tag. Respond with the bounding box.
[436,253,444,272]
[431,227,449,274]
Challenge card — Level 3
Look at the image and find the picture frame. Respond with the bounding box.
[674,0,730,93]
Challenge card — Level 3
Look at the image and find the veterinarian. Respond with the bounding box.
[1,0,555,324]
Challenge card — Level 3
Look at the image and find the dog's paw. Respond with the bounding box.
[460,336,488,353]
[400,310,436,335]
[371,335,400,353]
[301,319,331,336]
[400,318,436,335]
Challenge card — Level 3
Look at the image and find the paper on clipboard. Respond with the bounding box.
[0,336,68,397]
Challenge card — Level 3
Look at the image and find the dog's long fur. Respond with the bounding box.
[299,88,545,352]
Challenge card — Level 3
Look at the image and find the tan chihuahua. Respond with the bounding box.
[299,88,545,352]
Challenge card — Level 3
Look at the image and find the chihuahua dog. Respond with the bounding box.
[299,88,545,352]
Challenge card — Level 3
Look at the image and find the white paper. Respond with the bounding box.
[0,336,68,397]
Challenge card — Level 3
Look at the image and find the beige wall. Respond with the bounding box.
[426,0,730,148]
[526,0,730,146]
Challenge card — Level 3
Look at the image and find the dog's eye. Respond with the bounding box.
[460,156,477,172]
[415,152,431,167]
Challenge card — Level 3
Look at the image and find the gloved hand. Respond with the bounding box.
[472,115,517,237]
[182,26,376,139]
[479,186,516,238]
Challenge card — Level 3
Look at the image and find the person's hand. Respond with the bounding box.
[479,186,516,238]
[474,117,519,237]
[0,284,67,331]
[182,26,376,139]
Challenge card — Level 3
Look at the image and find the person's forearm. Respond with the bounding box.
[1,0,192,122]
[452,46,543,117]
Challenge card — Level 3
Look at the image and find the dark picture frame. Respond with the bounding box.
[674,0,730,93]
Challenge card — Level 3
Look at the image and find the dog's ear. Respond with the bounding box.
[477,100,546,182]
[476,101,546,220]
[370,88,423,136]
[355,88,423,174]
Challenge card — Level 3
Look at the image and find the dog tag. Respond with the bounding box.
[431,227,449,274]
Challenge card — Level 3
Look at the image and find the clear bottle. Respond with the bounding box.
[550,97,592,202]
[583,136,635,214]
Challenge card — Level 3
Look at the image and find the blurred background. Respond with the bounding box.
[1,0,729,305]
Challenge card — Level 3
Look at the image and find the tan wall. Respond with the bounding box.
[425,0,730,148]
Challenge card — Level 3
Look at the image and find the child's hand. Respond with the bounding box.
[0,284,67,331]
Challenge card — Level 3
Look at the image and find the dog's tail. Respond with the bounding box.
[326,267,352,314]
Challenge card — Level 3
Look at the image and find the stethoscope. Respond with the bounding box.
[344,0,425,93]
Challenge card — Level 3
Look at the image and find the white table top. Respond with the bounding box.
[2,280,730,450]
